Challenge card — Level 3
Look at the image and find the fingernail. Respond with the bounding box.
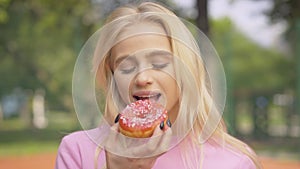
[166,119,172,127]
[159,121,164,130]
[114,114,120,123]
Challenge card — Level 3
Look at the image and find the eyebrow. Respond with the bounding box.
[146,50,172,58]
[113,50,173,68]
[114,54,133,68]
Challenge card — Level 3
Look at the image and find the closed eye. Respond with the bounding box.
[120,67,136,74]
[152,63,169,69]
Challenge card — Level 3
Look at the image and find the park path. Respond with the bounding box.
[0,153,299,169]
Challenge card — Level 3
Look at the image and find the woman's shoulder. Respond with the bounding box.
[60,129,101,150]
[55,129,102,169]
[60,130,90,145]
[203,142,256,169]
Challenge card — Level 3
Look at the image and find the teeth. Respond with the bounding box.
[134,94,161,101]
[138,96,151,100]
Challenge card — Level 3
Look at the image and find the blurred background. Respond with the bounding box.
[0,0,299,168]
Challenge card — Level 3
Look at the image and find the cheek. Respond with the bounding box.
[162,77,180,104]
[114,75,131,104]
[168,83,180,101]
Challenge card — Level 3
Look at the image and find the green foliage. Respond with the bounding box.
[211,18,294,94]
[0,1,294,113]
[0,111,79,155]
[0,0,186,112]
[0,0,94,111]
[263,0,300,41]
[0,0,10,23]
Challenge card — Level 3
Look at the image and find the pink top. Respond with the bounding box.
[55,130,256,169]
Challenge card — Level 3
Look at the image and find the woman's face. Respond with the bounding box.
[111,22,180,122]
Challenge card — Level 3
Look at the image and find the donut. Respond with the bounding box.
[118,99,168,138]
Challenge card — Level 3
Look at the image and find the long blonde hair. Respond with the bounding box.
[95,2,262,169]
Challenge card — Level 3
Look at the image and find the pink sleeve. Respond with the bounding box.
[55,136,82,169]
[238,155,257,169]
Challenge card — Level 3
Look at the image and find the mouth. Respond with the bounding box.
[133,93,161,101]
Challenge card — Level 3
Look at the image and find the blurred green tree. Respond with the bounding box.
[261,0,300,116]
[0,0,294,116]
[211,18,293,97]
[262,0,300,45]
[0,0,94,111]
[0,0,180,112]
[211,18,294,136]
[196,0,209,35]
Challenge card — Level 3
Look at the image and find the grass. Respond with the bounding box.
[0,110,299,161]
[0,141,59,156]
[239,136,300,161]
[257,145,300,161]
[0,111,80,156]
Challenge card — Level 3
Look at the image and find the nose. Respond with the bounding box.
[134,70,153,87]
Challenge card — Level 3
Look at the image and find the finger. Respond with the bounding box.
[166,119,172,128]
[153,122,164,136]
[105,122,172,158]
[114,113,121,123]
[157,127,172,152]
[153,119,171,136]
[133,126,172,157]
[111,123,119,132]
[103,123,121,151]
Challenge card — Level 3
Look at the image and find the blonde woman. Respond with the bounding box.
[55,2,262,169]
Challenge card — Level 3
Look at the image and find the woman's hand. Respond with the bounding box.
[104,122,172,169]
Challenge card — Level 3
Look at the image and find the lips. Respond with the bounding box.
[132,91,161,101]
